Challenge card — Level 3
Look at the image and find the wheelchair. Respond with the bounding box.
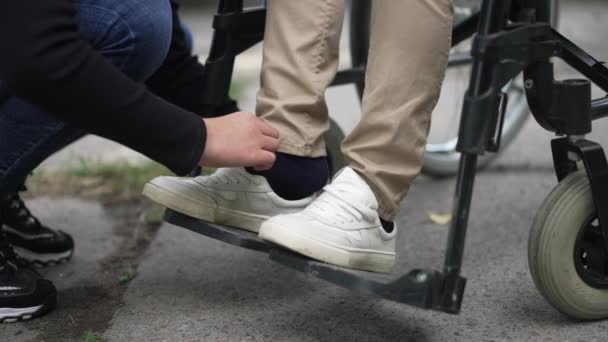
[165,0,608,320]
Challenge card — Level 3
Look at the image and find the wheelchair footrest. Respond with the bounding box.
[163,209,465,314]
[164,209,273,253]
[270,250,464,314]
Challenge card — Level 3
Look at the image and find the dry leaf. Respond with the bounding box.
[427,211,452,225]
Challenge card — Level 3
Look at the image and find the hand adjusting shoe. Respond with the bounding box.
[259,168,396,273]
[143,168,315,233]
[1,188,74,266]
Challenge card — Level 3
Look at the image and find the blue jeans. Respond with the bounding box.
[0,0,173,194]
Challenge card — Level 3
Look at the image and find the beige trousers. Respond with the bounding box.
[257,0,453,220]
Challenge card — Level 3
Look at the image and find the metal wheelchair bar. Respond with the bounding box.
[592,97,608,120]
[553,30,608,92]
[443,0,511,308]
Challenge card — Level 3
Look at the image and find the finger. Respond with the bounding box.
[253,163,274,171]
[252,150,276,168]
[257,118,280,138]
[261,135,280,152]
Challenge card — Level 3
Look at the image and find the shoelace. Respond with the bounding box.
[0,231,22,272]
[306,184,376,224]
[2,186,41,229]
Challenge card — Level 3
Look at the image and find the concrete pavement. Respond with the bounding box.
[2,0,608,341]
[3,159,607,341]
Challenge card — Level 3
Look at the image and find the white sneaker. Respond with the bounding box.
[259,167,396,273]
[143,168,315,233]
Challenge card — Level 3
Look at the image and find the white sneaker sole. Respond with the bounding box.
[0,305,43,323]
[259,221,395,273]
[142,182,269,233]
[12,247,73,267]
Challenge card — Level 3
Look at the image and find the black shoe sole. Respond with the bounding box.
[1,291,57,324]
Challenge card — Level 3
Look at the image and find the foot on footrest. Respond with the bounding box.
[164,209,466,314]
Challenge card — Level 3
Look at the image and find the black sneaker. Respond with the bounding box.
[1,188,74,266]
[0,231,57,323]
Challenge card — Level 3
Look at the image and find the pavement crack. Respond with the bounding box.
[31,199,164,341]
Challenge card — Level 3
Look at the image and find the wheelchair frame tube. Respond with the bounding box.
[444,0,510,281]
[209,0,243,60]
[200,0,265,115]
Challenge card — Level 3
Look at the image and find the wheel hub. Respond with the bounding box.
[574,215,608,288]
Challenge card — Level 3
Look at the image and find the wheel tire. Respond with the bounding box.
[528,171,608,320]
[325,119,347,177]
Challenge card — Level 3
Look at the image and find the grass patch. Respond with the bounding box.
[27,160,173,201]
[27,160,175,225]
[26,160,214,225]
[67,159,173,198]
[229,80,244,101]
[118,265,139,285]
[81,330,101,342]
[25,160,213,225]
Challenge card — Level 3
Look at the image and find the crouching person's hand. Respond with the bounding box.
[201,112,279,171]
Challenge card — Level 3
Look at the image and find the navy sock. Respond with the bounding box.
[380,219,394,233]
[248,153,329,200]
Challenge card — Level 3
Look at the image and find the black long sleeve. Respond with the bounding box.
[0,0,205,176]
